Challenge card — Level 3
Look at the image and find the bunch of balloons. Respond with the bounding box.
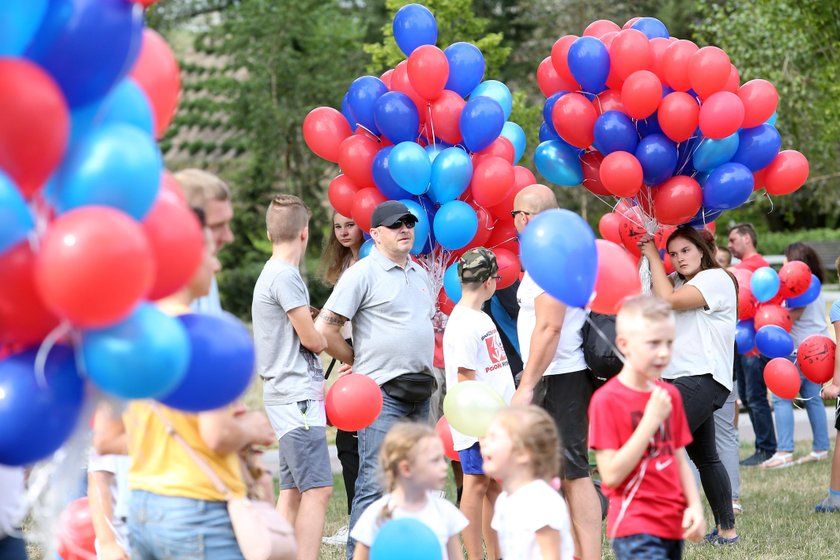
[0,0,255,467]
[303,3,530,314]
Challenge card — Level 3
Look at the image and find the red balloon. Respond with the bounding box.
[36,207,154,328]
[623,17,642,29]
[437,288,456,315]
[619,220,664,259]
[471,156,515,208]
[131,0,158,6]
[591,240,641,314]
[513,165,537,190]
[491,247,520,290]
[798,335,836,384]
[592,90,624,115]
[486,166,536,219]
[326,373,383,431]
[303,107,353,163]
[408,45,449,101]
[338,134,379,190]
[662,40,699,92]
[653,176,702,225]
[698,91,745,139]
[621,70,662,119]
[380,68,394,88]
[486,220,518,254]
[764,358,800,399]
[537,56,579,97]
[610,29,652,81]
[328,175,361,217]
[130,29,181,139]
[583,20,620,38]
[738,286,757,320]
[581,151,609,196]
[464,205,494,250]
[598,213,623,245]
[0,59,69,197]
[764,150,809,196]
[753,168,768,191]
[738,79,779,128]
[778,260,812,299]
[0,242,60,346]
[475,137,516,166]
[350,188,387,232]
[57,497,96,560]
[658,92,700,142]
[552,93,598,149]
[600,151,643,197]
[688,47,731,99]
[550,35,579,83]
[430,90,465,144]
[142,190,205,300]
[754,304,792,332]
[160,170,186,202]
[648,37,671,81]
[391,61,428,119]
[723,64,741,93]
[435,416,460,462]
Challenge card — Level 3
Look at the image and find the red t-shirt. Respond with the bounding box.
[734,253,769,272]
[588,377,692,540]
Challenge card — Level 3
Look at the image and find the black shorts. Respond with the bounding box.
[543,369,595,480]
[835,398,840,431]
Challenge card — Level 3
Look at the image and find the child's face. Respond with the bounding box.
[480,419,520,481]
[617,317,675,380]
[408,436,449,491]
[668,236,703,277]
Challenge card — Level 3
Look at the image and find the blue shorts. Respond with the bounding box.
[457,442,485,475]
[612,533,683,560]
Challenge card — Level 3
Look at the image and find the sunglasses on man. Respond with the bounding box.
[384,218,416,230]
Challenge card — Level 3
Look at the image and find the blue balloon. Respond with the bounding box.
[702,163,753,210]
[373,147,413,200]
[359,238,375,258]
[433,201,477,250]
[731,124,782,171]
[501,122,526,164]
[755,325,794,359]
[71,78,155,143]
[539,121,562,142]
[0,346,86,466]
[399,198,432,255]
[0,172,35,254]
[460,96,505,153]
[735,320,757,354]
[534,141,583,187]
[520,209,597,307]
[340,93,358,131]
[751,266,780,303]
[0,0,48,55]
[393,4,437,56]
[786,274,821,308]
[634,134,678,186]
[160,313,255,412]
[429,147,472,204]
[470,80,513,121]
[82,304,190,400]
[594,111,638,155]
[568,36,610,94]
[370,518,442,560]
[444,42,485,97]
[25,0,143,107]
[374,91,420,144]
[389,142,431,195]
[543,92,569,136]
[55,124,162,220]
[637,112,663,137]
[443,262,462,303]
[692,133,739,172]
[630,17,670,39]
[348,76,389,136]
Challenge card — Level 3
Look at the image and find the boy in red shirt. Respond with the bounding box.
[589,295,704,559]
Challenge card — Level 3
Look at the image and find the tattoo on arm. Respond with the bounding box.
[320,311,347,327]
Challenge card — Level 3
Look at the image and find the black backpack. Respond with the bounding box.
[581,312,624,386]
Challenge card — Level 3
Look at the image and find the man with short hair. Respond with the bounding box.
[510,184,602,560]
[316,200,436,560]
[728,223,777,465]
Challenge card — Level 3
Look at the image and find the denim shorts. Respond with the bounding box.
[457,442,485,475]
[612,533,683,560]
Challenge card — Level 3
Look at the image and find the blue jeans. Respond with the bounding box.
[735,353,777,453]
[346,389,430,560]
[612,533,683,560]
[771,358,830,453]
[128,490,243,560]
[0,535,27,559]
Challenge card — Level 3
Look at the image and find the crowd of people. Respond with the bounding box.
[1,172,839,560]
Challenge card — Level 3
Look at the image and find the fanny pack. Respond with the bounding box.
[381,372,436,403]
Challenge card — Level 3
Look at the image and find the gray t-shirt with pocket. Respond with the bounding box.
[252,259,324,405]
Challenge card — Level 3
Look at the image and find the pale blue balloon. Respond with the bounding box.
[389,141,431,195]
[425,143,445,163]
[469,80,513,121]
[501,122,526,164]
[434,201,477,250]
[70,78,155,143]
[429,147,472,204]
[443,262,462,303]
[359,238,375,258]
[750,266,780,303]
[0,0,48,55]
[534,141,583,186]
[692,133,739,172]
[399,198,432,255]
[0,171,35,254]
[766,111,777,126]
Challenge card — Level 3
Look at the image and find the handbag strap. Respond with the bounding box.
[150,404,235,500]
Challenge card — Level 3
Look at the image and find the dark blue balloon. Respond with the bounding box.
[637,112,663,137]
[631,17,670,39]
[540,121,561,143]
[347,76,388,135]
[594,111,638,155]
[755,325,794,359]
[786,274,821,308]
[686,207,723,227]
[444,42,485,97]
[460,96,505,153]
[635,134,678,186]
[731,124,782,171]
[340,93,358,132]
[568,36,610,94]
[373,147,413,200]
[735,320,756,354]
[374,91,420,144]
[393,4,438,56]
[703,162,754,210]
[0,346,85,466]
[25,0,143,107]
[543,92,569,135]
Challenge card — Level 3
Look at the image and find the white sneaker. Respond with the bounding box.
[322,525,350,546]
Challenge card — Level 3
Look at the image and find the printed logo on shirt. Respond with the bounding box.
[630,411,674,459]
[482,330,509,373]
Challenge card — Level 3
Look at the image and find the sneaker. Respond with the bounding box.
[322,525,350,546]
[815,497,840,513]
[703,528,719,543]
[740,449,773,466]
[759,452,794,469]
[713,534,740,546]
[795,450,829,465]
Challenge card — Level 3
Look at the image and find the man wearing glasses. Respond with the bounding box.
[317,200,436,560]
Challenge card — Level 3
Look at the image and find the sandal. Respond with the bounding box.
[759,452,793,469]
[703,528,718,543]
[815,497,840,513]
[713,535,740,546]
[796,450,829,465]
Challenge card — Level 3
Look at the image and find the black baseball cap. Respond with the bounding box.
[370,200,418,228]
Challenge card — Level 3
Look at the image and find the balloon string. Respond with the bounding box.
[34,320,74,390]
[676,134,704,176]
[426,102,435,147]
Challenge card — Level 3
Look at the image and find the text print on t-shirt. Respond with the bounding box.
[482,330,509,373]
[630,411,673,471]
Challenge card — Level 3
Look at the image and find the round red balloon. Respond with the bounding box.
[698,91,745,140]
[592,90,624,115]
[688,46,730,99]
[435,416,460,462]
[778,260,812,299]
[391,61,427,118]
[764,150,809,196]
[653,176,702,225]
[130,29,181,139]
[326,373,383,431]
[621,70,662,119]
[662,40,699,92]
[303,107,353,163]
[581,151,609,196]
[475,137,515,166]
[471,156,515,208]
[648,37,671,82]
[57,498,96,560]
[487,166,535,219]
[464,206,494,250]
[610,29,652,81]
[600,151,643,197]
[764,358,800,400]
[328,175,361,217]
[0,242,60,346]
[598,212,623,245]
[583,20,620,38]
[486,220,519,254]
[351,188,387,232]
[338,134,379,190]
[538,56,579,98]
[738,286,757,320]
[552,93,598,149]
[754,304,792,332]
[550,36,579,84]
[430,90,465,145]
[658,92,699,142]
[797,335,836,384]
[408,45,449,101]
[491,247,520,290]
[723,64,741,93]
[437,289,456,315]
[738,79,778,128]
[591,240,641,314]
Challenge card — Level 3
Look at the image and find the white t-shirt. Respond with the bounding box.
[492,479,575,560]
[0,465,26,537]
[350,492,468,560]
[517,272,588,376]
[443,305,516,451]
[665,268,736,391]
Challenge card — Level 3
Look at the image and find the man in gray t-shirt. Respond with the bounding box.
[317,200,435,559]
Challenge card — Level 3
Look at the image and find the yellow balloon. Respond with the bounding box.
[443,380,506,437]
